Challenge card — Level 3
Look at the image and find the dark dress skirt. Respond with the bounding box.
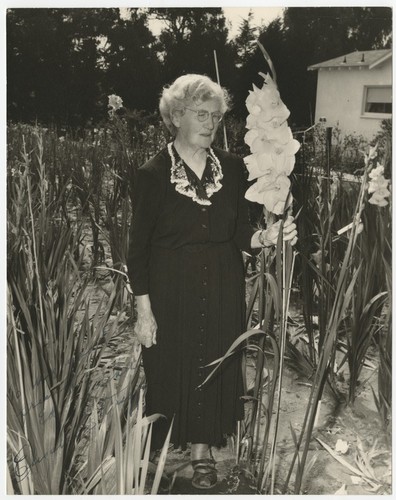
[128,146,257,450]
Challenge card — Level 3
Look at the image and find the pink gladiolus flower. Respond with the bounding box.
[376,187,390,198]
[368,144,378,160]
[356,222,364,234]
[108,94,123,111]
[366,159,391,207]
[369,163,385,180]
[368,192,389,206]
[368,177,390,193]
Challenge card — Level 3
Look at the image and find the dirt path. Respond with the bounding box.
[81,229,391,495]
[153,361,390,495]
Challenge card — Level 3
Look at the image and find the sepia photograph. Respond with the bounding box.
[6,3,392,495]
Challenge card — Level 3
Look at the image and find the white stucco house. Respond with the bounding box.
[308,49,392,138]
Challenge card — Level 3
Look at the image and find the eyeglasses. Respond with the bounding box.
[184,107,223,123]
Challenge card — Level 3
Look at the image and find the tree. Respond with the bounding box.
[347,7,392,49]
[8,7,391,128]
[229,16,286,119]
[283,6,391,64]
[232,10,259,68]
[7,8,120,126]
[150,8,236,88]
[234,7,392,126]
[101,9,161,113]
[7,8,160,126]
[8,9,74,124]
[65,9,119,126]
[280,7,392,125]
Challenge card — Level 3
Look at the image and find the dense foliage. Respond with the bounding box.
[7,119,392,493]
[7,7,392,128]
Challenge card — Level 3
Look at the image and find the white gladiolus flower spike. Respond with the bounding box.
[246,174,292,214]
[243,72,299,216]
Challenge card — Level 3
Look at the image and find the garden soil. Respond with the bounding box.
[151,360,390,495]
[85,252,391,495]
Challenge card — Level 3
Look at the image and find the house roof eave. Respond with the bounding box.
[369,52,392,69]
[307,49,392,72]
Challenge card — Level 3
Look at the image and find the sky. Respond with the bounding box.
[223,7,284,38]
[119,7,284,40]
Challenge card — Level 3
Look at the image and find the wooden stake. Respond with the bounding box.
[213,50,229,151]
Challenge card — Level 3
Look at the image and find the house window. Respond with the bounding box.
[363,86,392,114]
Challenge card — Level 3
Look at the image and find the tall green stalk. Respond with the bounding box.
[284,150,375,494]
[7,127,137,493]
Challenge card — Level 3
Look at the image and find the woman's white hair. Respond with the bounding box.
[159,74,230,136]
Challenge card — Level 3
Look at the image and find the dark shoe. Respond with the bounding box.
[191,458,217,490]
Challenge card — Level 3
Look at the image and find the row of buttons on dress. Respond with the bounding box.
[196,259,208,422]
[201,206,208,230]
[196,205,208,423]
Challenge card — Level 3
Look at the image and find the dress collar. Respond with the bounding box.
[167,142,223,206]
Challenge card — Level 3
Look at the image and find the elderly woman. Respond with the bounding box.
[128,74,296,489]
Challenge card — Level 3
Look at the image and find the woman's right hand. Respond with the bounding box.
[135,309,157,347]
[134,295,157,348]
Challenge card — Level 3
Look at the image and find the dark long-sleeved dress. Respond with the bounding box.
[128,144,256,450]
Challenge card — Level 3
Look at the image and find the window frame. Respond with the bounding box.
[361,85,392,119]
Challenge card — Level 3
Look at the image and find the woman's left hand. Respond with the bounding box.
[252,216,298,248]
[281,216,298,245]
